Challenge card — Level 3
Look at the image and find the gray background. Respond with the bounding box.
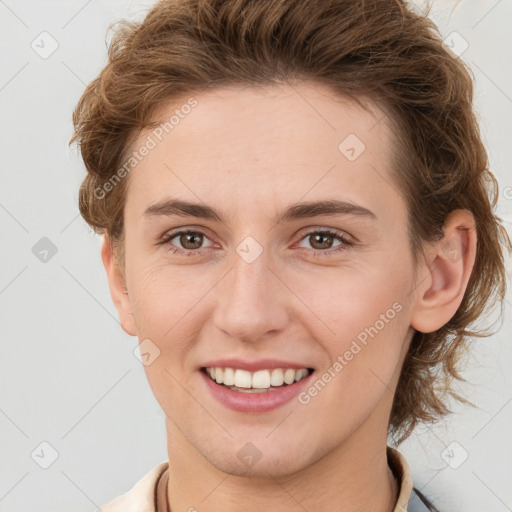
[0,0,511,510]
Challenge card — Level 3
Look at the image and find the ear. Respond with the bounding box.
[410,209,477,333]
[101,235,137,336]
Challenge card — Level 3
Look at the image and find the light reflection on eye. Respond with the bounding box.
[159,227,353,257]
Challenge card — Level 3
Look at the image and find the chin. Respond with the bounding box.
[197,435,315,479]
[210,452,309,479]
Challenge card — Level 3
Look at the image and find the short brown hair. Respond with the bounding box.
[69,0,510,441]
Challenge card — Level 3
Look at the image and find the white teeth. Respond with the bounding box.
[223,367,235,386]
[270,369,284,386]
[234,369,252,388]
[205,366,311,390]
[252,370,271,389]
[283,368,296,385]
[295,369,309,382]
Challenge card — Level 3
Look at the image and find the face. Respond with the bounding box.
[115,82,420,477]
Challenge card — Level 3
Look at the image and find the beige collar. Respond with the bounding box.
[99,446,416,511]
[388,446,415,511]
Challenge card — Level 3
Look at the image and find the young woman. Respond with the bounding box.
[70,0,510,510]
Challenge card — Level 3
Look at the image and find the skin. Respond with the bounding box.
[101,81,477,511]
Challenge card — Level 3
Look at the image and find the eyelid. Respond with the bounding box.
[160,224,355,256]
[293,225,355,244]
[159,224,354,242]
[158,225,214,243]
[159,227,217,250]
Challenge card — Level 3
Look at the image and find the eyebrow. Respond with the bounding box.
[143,198,376,224]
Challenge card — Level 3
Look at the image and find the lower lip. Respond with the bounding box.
[200,370,314,413]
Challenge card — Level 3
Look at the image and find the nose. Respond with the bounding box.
[212,246,289,343]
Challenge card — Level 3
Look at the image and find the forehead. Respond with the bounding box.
[124,81,405,224]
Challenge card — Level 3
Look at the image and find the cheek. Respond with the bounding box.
[294,261,409,339]
[130,267,203,408]
[298,263,412,388]
[297,296,410,438]
[127,260,205,338]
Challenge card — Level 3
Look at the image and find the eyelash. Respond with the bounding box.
[159,228,353,257]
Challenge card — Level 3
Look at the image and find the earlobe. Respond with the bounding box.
[101,235,137,337]
[410,210,477,334]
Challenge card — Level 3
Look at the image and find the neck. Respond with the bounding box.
[164,414,399,512]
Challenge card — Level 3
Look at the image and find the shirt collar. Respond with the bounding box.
[387,446,415,511]
[99,446,416,511]
[156,448,416,512]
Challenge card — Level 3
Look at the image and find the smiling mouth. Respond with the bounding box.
[201,366,314,393]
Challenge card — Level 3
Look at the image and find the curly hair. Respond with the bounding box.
[69,0,510,442]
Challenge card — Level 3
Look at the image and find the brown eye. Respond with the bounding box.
[160,229,215,255]
[178,232,204,250]
[296,229,353,257]
[308,232,335,250]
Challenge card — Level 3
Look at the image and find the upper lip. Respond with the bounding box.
[201,358,314,372]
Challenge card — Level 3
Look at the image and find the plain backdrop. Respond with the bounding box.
[0,0,511,510]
